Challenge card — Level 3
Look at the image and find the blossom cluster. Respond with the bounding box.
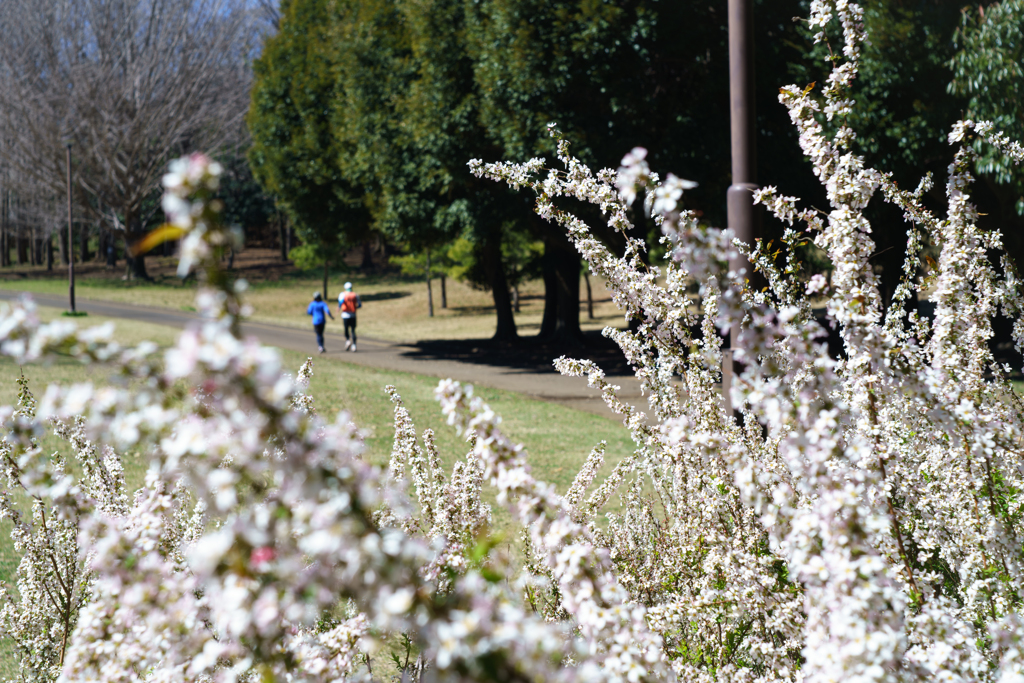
[468,1,1024,679]
[2,0,1024,681]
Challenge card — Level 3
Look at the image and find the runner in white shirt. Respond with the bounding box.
[337,282,362,351]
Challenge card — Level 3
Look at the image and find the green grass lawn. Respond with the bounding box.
[0,305,633,674]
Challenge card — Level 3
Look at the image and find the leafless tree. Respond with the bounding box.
[254,0,282,32]
[0,0,256,279]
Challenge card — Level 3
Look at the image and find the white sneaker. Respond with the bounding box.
[318,346,325,354]
[351,344,356,352]
[345,340,352,351]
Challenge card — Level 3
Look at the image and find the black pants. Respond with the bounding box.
[313,322,325,349]
[343,317,357,343]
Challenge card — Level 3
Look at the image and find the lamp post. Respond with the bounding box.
[722,0,761,414]
[66,142,75,314]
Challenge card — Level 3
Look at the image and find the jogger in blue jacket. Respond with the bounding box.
[306,292,334,353]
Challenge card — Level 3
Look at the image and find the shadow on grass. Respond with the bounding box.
[361,291,410,302]
[401,329,635,377]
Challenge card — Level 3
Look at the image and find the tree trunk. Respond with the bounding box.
[538,236,584,345]
[426,252,434,317]
[584,271,594,320]
[440,274,447,309]
[323,260,329,300]
[278,212,288,259]
[123,207,150,280]
[512,285,519,313]
[106,230,118,268]
[483,237,517,341]
[80,225,90,262]
[46,235,53,271]
[539,248,558,337]
[361,240,374,270]
[58,222,68,265]
[16,233,25,265]
[124,234,149,280]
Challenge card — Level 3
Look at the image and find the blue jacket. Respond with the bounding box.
[307,300,331,325]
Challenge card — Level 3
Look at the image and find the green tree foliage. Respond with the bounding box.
[248,0,370,298]
[464,0,726,343]
[950,0,1024,265]
[329,0,525,340]
[218,145,277,243]
[253,0,1015,339]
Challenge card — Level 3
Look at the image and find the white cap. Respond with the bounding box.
[344,282,353,291]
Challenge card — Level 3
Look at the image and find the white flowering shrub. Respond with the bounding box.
[1,1,1024,681]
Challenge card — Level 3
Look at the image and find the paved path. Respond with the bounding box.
[0,291,644,419]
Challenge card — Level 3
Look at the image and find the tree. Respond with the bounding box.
[392,245,453,317]
[330,0,523,341]
[331,0,456,308]
[949,0,1024,267]
[463,0,693,344]
[446,229,543,315]
[249,0,371,299]
[217,144,278,254]
[0,0,255,280]
[462,0,820,343]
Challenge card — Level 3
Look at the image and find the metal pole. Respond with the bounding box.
[67,143,75,314]
[723,0,760,414]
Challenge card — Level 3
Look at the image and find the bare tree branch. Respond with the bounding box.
[0,0,256,278]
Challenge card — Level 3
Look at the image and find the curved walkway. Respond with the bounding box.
[0,290,644,420]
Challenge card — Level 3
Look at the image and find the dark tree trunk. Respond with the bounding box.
[278,213,288,260]
[361,240,374,271]
[16,234,26,265]
[106,230,118,268]
[323,260,329,300]
[58,223,68,265]
[46,235,53,271]
[440,274,447,309]
[483,237,517,341]
[426,252,434,317]
[126,207,151,280]
[538,237,584,345]
[584,271,594,320]
[540,248,558,336]
[79,225,90,262]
